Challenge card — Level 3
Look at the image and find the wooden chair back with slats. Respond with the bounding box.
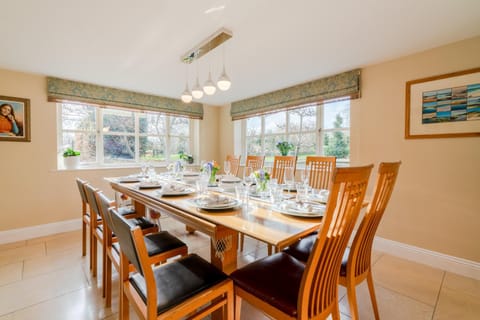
[84,183,102,277]
[245,155,265,172]
[110,208,234,320]
[306,156,336,190]
[226,154,241,177]
[76,178,90,262]
[339,161,401,320]
[271,155,297,184]
[298,165,373,319]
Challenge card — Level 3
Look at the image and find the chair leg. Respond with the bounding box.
[102,244,107,297]
[92,235,97,277]
[235,295,242,320]
[89,227,93,271]
[239,234,244,252]
[346,281,359,320]
[82,220,87,257]
[331,300,341,320]
[105,256,112,307]
[367,271,380,320]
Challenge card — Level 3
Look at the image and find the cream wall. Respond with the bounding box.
[219,36,479,262]
[0,71,220,231]
[1,37,479,263]
[351,36,480,262]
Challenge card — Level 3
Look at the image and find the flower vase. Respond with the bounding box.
[256,179,268,198]
[209,172,217,186]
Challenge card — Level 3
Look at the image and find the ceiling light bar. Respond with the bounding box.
[181,28,232,64]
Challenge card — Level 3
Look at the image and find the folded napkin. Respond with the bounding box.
[139,181,162,189]
[163,183,186,193]
[280,200,325,214]
[197,194,232,207]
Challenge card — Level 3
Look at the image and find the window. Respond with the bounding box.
[242,100,350,164]
[58,103,195,167]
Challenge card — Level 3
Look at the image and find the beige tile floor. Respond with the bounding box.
[0,215,479,320]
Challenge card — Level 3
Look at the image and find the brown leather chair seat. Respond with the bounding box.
[111,231,186,258]
[230,252,304,317]
[283,232,350,276]
[130,254,229,314]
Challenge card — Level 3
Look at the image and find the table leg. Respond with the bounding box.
[210,226,238,275]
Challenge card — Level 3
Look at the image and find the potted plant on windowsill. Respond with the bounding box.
[63,148,81,169]
[276,141,294,156]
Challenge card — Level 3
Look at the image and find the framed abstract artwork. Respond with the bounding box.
[405,67,480,139]
[0,95,31,142]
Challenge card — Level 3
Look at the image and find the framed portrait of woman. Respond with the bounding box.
[0,95,31,142]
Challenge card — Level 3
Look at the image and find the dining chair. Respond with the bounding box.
[84,184,158,279]
[245,155,265,172]
[239,155,297,254]
[96,192,188,308]
[109,207,234,320]
[305,156,336,190]
[76,178,93,270]
[271,155,297,184]
[226,154,241,176]
[283,162,401,320]
[230,164,373,320]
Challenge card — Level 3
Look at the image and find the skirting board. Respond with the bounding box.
[0,221,479,280]
[374,236,480,280]
[0,219,81,244]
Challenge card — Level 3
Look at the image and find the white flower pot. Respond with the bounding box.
[63,156,80,169]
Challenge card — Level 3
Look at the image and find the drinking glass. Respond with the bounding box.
[243,166,254,209]
[301,164,310,186]
[284,166,295,195]
[224,160,231,176]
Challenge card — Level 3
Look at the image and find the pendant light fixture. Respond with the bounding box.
[217,43,231,91]
[180,28,232,102]
[191,60,204,99]
[180,64,192,103]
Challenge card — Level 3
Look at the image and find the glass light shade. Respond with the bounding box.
[217,66,231,91]
[181,89,192,103]
[203,72,217,95]
[180,83,192,103]
[191,77,204,99]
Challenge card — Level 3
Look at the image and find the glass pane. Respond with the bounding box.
[246,117,261,136]
[265,112,286,134]
[140,136,165,161]
[169,136,190,160]
[62,132,96,163]
[103,109,134,133]
[103,135,135,163]
[323,100,350,130]
[323,130,350,159]
[61,104,96,131]
[141,113,166,134]
[246,136,262,155]
[289,106,316,132]
[265,135,284,157]
[170,117,189,136]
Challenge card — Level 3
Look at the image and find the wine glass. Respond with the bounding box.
[301,164,310,186]
[224,160,231,176]
[284,166,295,196]
[243,166,254,209]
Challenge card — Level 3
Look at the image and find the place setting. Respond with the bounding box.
[189,193,241,211]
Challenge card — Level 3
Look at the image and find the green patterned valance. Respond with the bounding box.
[231,69,361,120]
[47,77,203,119]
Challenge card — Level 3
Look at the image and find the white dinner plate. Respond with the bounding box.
[156,187,195,196]
[272,202,325,218]
[190,197,240,210]
[183,171,200,177]
[138,182,162,189]
[117,176,141,183]
[221,176,242,183]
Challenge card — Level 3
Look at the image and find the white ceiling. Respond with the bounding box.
[1,0,479,106]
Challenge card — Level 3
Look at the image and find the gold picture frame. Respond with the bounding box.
[405,67,480,139]
[0,95,31,142]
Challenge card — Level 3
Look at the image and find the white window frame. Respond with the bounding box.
[57,103,197,169]
[236,101,350,166]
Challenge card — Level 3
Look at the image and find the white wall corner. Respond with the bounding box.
[373,236,480,280]
[0,219,81,244]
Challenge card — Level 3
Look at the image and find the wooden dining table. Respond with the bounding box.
[107,176,323,274]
